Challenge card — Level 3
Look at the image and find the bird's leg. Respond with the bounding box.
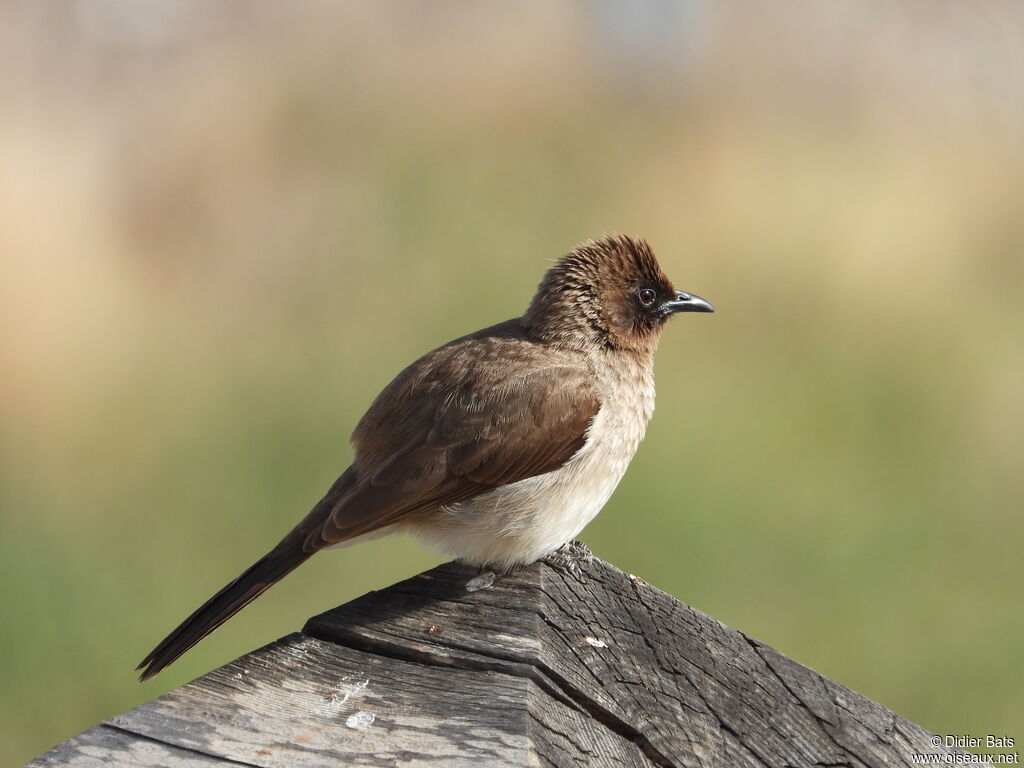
[542,539,593,581]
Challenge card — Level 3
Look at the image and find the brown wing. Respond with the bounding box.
[136,321,598,680]
[306,322,600,548]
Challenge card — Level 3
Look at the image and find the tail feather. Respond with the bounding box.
[136,547,311,681]
[137,468,357,681]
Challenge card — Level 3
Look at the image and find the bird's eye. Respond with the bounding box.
[638,288,657,307]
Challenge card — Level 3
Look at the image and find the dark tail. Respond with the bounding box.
[137,469,356,681]
[136,546,312,681]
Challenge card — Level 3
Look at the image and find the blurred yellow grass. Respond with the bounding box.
[1,2,1022,764]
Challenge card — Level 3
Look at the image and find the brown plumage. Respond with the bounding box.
[137,234,712,681]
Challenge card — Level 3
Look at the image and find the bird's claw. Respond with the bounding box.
[543,540,593,581]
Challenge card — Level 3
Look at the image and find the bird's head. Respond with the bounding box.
[523,234,713,353]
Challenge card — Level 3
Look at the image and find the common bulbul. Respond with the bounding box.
[138,234,713,680]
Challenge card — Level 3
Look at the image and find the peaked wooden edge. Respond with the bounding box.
[29,556,968,768]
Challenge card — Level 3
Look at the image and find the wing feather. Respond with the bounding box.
[309,323,599,548]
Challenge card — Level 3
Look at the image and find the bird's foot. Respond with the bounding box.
[543,540,593,581]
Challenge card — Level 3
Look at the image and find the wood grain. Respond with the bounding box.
[29,556,962,767]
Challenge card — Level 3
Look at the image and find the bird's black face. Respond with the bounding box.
[603,276,714,352]
[651,288,715,315]
[630,282,714,320]
[523,235,713,352]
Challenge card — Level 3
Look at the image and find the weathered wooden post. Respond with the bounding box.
[30,556,962,767]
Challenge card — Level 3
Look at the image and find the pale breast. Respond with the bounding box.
[404,353,656,569]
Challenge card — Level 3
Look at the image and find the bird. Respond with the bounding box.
[137,234,713,681]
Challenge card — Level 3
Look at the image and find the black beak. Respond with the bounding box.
[663,289,715,314]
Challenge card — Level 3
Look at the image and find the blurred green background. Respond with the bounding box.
[2,2,1023,764]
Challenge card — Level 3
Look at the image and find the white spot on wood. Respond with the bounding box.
[583,636,607,648]
[346,711,375,730]
[493,633,534,647]
[312,677,369,717]
[465,571,496,592]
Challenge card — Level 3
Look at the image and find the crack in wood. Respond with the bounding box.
[741,633,859,767]
[100,723,264,768]
[303,619,675,768]
[677,661,772,768]
[304,617,583,711]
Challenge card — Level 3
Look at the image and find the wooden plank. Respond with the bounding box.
[33,630,647,767]
[304,557,961,768]
[27,723,232,767]
[30,555,965,767]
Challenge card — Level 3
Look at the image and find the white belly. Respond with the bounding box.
[402,362,655,569]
